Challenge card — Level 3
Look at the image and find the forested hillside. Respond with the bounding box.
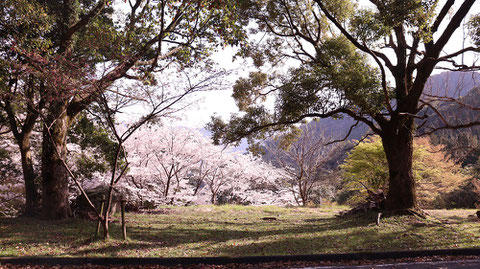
[261,71,480,166]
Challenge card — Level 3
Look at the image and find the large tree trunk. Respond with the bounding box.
[4,99,41,216]
[20,135,40,216]
[381,118,417,211]
[41,107,72,219]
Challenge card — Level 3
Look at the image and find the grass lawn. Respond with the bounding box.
[0,205,479,257]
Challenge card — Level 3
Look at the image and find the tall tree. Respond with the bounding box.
[4,0,246,218]
[127,126,202,200]
[0,0,52,215]
[209,0,480,212]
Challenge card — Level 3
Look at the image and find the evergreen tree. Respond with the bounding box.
[209,0,480,212]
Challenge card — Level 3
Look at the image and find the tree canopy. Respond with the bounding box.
[1,0,249,218]
[3,0,480,217]
[208,0,480,212]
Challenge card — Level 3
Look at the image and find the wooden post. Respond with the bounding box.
[121,198,127,240]
[376,212,382,226]
[95,196,105,239]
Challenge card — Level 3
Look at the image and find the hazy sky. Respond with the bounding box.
[177,47,249,128]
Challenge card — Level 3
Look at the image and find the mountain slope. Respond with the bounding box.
[307,71,480,143]
[262,71,480,165]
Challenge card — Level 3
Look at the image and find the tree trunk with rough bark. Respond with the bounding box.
[381,117,417,211]
[41,105,72,219]
[4,98,41,216]
[20,136,40,216]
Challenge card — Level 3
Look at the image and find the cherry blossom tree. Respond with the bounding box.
[127,126,203,204]
[202,150,237,204]
[219,153,289,205]
[125,125,290,206]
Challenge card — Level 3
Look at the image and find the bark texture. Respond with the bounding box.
[381,118,417,210]
[20,136,40,216]
[41,106,72,219]
[4,98,41,216]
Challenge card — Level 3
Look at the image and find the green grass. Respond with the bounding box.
[1,205,479,257]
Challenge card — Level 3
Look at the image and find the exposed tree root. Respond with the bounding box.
[338,189,429,220]
[338,190,385,217]
[382,208,429,219]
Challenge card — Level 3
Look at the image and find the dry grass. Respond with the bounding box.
[0,205,479,257]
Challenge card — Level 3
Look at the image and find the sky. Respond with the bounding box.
[176,47,249,128]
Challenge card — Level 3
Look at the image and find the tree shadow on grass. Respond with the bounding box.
[2,212,471,257]
[0,212,377,257]
[440,215,478,224]
[213,222,474,257]
[64,214,395,257]
[0,216,118,256]
[0,217,94,244]
[213,229,388,256]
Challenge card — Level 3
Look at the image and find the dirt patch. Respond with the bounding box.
[304,218,329,223]
[426,209,477,219]
[140,208,179,215]
[194,207,214,213]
